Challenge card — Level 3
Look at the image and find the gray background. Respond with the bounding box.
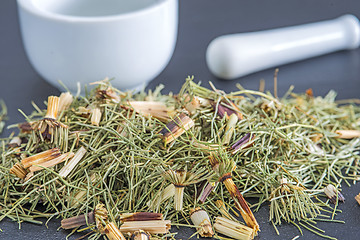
[1,0,360,239]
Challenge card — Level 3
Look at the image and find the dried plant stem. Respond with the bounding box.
[190,208,214,237]
[274,68,279,99]
[148,184,175,211]
[215,200,237,221]
[120,220,171,234]
[127,101,175,122]
[58,92,73,117]
[105,222,126,240]
[198,181,216,203]
[160,113,194,144]
[174,186,185,211]
[91,108,102,126]
[335,130,360,139]
[58,146,87,178]
[9,162,28,179]
[21,148,61,168]
[120,212,163,222]
[222,175,259,233]
[45,96,60,119]
[29,152,74,172]
[61,212,95,229]
[223,113,238,144]
[214,217,254,240]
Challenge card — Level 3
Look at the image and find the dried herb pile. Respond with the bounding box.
[1,77,360,240]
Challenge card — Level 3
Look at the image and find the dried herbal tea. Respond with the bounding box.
[0,77,360,240]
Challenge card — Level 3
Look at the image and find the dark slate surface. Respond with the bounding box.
[1,0,360,239]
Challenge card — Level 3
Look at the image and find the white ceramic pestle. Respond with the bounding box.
[206,14,360,79]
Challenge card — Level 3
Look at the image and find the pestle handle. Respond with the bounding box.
[206,14,360,79]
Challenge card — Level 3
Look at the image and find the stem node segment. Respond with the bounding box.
[190,208,214,237]
[104,222,126,240]
[222,175,259,234]
[214,217,254,240]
